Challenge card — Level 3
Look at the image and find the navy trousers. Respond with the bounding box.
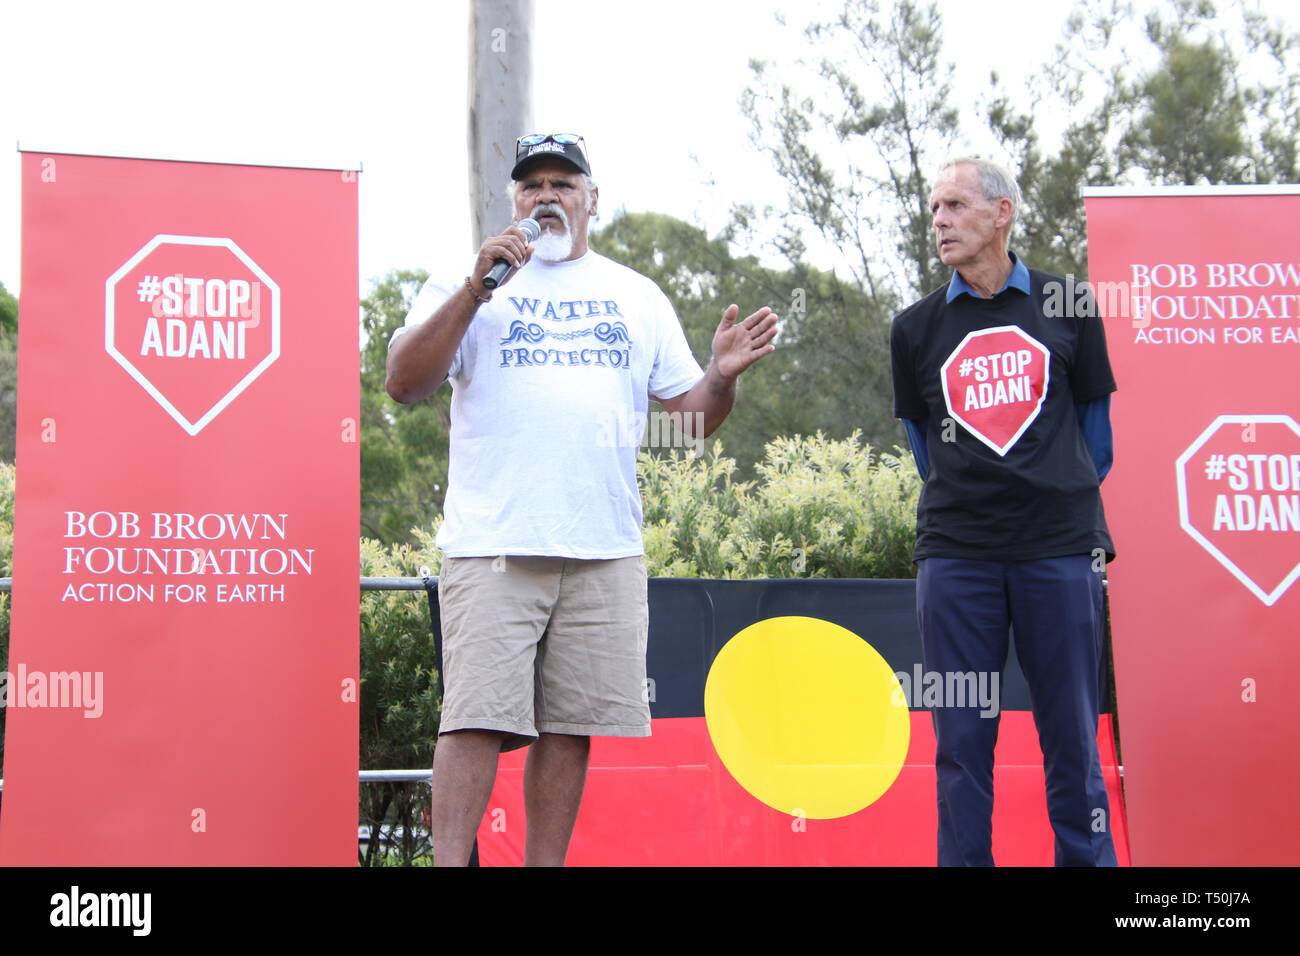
[916,555,1118,866]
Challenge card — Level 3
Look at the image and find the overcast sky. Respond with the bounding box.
[2,0,1294,298]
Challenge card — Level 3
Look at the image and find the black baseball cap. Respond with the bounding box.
[511,133,591,179]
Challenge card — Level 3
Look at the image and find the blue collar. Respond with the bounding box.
[946,251,1031,302]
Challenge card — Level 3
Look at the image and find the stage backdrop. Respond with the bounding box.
[1085,185,1300,865]
[451,578,1129,866]
[0,150,359,865]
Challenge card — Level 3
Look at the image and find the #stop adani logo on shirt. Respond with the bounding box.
[940,325,1049,455]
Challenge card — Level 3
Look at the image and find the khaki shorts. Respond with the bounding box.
[436,555,650,751]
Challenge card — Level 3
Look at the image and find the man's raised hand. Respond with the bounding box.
[711,304,778,379]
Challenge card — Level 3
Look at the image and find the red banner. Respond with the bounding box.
[1084,186,1300,865]
[0,151,359,865]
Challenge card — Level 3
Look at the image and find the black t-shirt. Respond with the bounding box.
[890,267,1116,562]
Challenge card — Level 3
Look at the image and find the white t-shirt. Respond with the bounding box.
[390,250,705,558]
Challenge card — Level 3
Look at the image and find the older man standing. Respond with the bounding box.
[890,157,1118,866]
[387,133,777,866]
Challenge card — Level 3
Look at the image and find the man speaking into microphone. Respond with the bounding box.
[386,133,777,866]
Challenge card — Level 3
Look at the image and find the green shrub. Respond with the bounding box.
[640,442,749,577]
[639,432,920,579]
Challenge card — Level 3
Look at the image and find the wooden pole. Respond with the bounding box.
[468,0,534,250]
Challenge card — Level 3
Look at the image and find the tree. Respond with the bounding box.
[743,0,1300,292]
[742,0,959,307]
[0,282,16,339]
[592,211,903,478]
[1006,0,1300,276]
[1122,25,1252,184]
[0,282,17,463]
[985,0,1132,279]
[359,270,452,546]
[726,0,966,467]
[1244,2,1300,182]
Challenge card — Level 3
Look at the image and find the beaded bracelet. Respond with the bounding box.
[464,276,491,303]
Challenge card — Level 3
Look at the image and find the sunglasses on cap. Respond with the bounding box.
[516,132,585,158]
[512,133,592,179]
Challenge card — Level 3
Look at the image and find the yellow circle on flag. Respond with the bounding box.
[703,615,910,819]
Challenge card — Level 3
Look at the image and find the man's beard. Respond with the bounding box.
[530,203,575,262]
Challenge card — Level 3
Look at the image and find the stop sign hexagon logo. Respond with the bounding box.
[1176,415,1300,606]
[105,235,280,435]
[940,325,1050,456]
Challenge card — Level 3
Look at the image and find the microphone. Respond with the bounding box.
[482,217,541,289]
